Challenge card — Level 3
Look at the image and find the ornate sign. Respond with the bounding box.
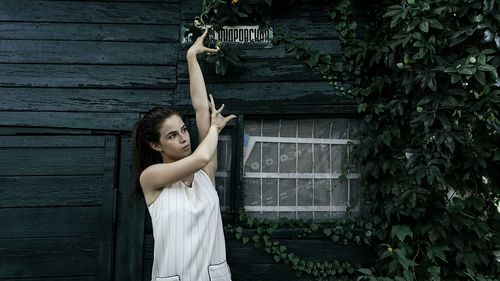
[182,25,273,45]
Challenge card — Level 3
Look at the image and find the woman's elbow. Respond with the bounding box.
[192,150,211,168]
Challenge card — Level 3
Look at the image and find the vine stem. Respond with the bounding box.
[412,240,420,279]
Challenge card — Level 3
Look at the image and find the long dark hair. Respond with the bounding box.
[130,107,181,205]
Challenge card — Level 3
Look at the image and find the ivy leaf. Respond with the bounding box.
[419,21,429,32]
[457,68,473,75]
[494,150,500,161]
[451,73,461,84]
[477,64,495,71]
[357,268,373,275]
[428,266,440,276]
[433,245,450,263]
[477,54,486,65]
[383,5,404,18]
[428,19,443,29]
[305,57,318,68]
[391,225,413,241]
[475,70,486,85]
[427,76,437,91]
[319,54,331,64]
[357,103,367,113]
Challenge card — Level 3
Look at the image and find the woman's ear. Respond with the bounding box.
[148,141,162,152]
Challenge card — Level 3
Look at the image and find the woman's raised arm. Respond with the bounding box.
[187,28,218,143]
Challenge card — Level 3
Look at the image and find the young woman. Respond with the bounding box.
[131,29,236,281]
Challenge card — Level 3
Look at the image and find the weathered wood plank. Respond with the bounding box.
[226,238,373,265]
[114,136,145,281]
[50,0,179,2]
[99,135,116,280]
[214,105,358,115]
[178,58,323,83]
[175,82,354,106]
[0,147,104,175]
[228,262,314,281]
[0,175,103,207]
[0,1,179,24]
[0,127,93,135]
[0,88,173,112]
[0,206,103,238]
[0,237,100,278]
[0,135,104,147]
[233,40,340,59]
[0,277,97,281]
[143,233,154,281]
[0,111,139,130]
[179,39,341,60]
[0,23,179,42]
[0,40,177,64]
[0,64,175,88]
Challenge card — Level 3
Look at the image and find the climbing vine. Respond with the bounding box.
[184,0,500,280]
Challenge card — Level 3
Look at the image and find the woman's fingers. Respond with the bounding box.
[209,94,216,112]
[201,28,208,39]
[204,47,218,53]
[225,114,237,122]
[216,104,225,114]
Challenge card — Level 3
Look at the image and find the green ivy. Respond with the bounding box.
[225,208,371,280]
[350,0,500,280]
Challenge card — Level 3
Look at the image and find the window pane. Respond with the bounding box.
[331,179,348,206]
[279,143,296,173]
[279,179,296,206]
[297,144,313,173]
[314,144,330,173]
[280,119,297,137]
[243,118,361,221]
[244,178,260,206]
[262,142,278,172]
[331,145,347,173]
[313,119,331,138]
[298,119,312,137]
[262,179,278,206]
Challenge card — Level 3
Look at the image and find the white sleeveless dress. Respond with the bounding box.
[147,169,232,281]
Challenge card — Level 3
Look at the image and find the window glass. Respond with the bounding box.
[243,118,362,221]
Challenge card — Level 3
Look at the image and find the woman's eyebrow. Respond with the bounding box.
[167,125,186,135]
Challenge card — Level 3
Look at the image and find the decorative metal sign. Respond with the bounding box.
[181,25,273,45]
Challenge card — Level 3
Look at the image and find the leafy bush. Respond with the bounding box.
[351,0,500,280]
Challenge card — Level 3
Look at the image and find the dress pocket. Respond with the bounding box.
[208,260,232,281]
[155,275,180,281]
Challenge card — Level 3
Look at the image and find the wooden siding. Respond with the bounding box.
[0,135,117,280]
[0,0,179,131]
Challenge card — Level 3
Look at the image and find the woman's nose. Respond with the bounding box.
[180,132,188,142]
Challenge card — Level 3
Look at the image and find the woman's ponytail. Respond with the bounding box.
[130,107,181,206]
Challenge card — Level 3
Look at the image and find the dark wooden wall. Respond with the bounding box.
[0,0,369,280]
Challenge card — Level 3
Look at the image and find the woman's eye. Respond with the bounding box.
[169,134,176,139]
[182,127,187,132]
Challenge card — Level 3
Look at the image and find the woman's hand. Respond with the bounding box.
[187,29,218,58]
[209,94,236,133]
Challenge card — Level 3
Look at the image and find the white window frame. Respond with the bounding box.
[243,119,361,220]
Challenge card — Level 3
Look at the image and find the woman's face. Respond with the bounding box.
[149,115,192,162]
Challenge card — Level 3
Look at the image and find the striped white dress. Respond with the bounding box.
[147,169,232,281]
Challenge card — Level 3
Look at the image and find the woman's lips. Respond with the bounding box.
[182,144,190,150]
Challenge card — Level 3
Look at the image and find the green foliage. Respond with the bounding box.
[225,208,371,280]
[350,0,500,280]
